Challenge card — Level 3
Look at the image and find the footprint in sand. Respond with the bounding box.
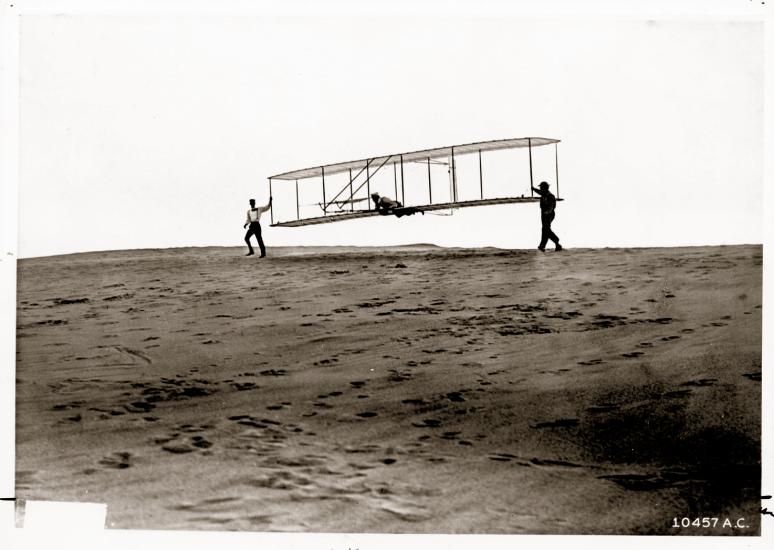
[680,378,717,387]
[402,398,427,406]
[190,436,213,449]
[742,372,762,382]
[155,424,214,454]
[51,400,85,411]
[488,453,520,463]
[99,451,132,469]
[445,391,466,403]
[377,501,430,522]
[124,400,156,413]
[228,415,267,428]
[159,433,213,453]
[412,419,442,428]
[231,382,258,391]
[598,471,688,490]
[260,369,287,377]
[531,418,580,429]
[388,369,412,382]
[586,403,620,413]
[170,496,242,514]
[651,317,673,324]
[530,458,585,468]
[577,358,605,366]
[112,345,152,365]
[664,389,692,399]
[621,351,645,358]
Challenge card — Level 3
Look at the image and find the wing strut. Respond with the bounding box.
[479,149,483,199]
[427,157,432,204]
[451,146,458,202]
[528,138,534,197]
[393,162,398,201]
[400,155,405,204]
[555,142,560,199]
[349,169,354,211]
[269,178,274,225]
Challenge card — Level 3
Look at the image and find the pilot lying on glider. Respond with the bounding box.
[370,192,424,218]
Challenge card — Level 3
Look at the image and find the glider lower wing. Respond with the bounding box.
[271,197,541,227]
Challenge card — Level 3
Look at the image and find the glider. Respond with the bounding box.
[267,137,562,227]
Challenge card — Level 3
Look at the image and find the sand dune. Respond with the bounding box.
[15,245,762,534]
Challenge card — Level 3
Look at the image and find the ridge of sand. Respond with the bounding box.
[15,245,762,534]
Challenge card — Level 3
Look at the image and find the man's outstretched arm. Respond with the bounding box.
[260,196,273,213]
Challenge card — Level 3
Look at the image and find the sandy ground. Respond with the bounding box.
[15,245,762,534]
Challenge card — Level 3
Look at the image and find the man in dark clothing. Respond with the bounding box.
[370,192,424,218]
[243,197,272,257]
[531,181,562,252]
[370,192,402,215]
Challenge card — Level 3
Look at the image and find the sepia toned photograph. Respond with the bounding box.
[3,0,770,544]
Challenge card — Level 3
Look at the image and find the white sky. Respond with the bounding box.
[11,3,765,257]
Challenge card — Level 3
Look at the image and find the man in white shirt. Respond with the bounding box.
[243,197,272,257]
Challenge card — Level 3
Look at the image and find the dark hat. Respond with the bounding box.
[539,181,549,188]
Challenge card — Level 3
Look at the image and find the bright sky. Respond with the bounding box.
[10,3,765,257]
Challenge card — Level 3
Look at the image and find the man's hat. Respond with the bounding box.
[539,181,549,189]
[371,192,380,198]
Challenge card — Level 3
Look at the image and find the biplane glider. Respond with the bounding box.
[268,137,562,227]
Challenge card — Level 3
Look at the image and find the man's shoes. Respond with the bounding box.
[537,247,546,252]
[259,254,266,258]
[245,251,255,256]
[555,244,563,251]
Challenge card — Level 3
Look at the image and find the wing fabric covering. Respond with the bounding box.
[270,137,559,181]
[271,197,541,227]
